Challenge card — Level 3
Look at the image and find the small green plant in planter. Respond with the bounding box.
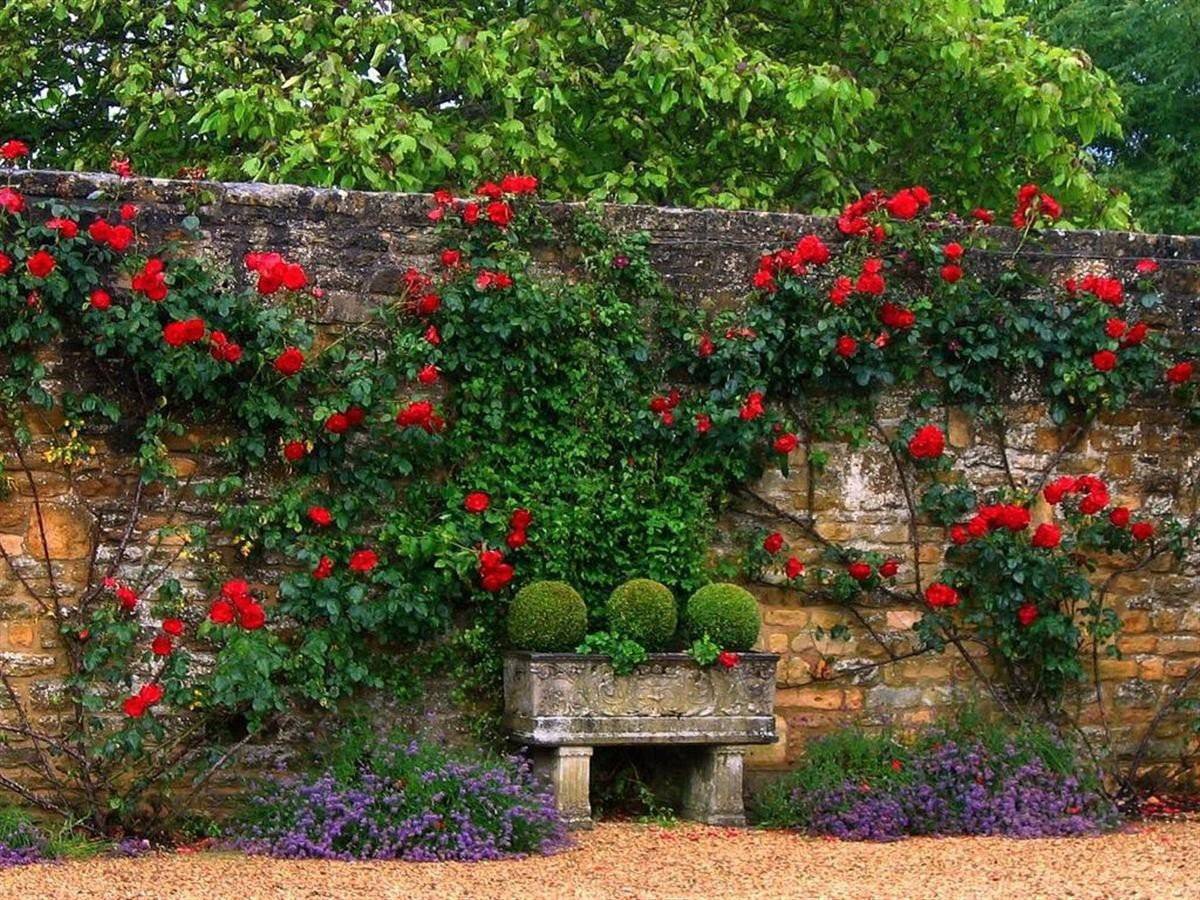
[606,579,677,650]
[684,583,761,651]
[506,581,588,652]
[576,631,648,675]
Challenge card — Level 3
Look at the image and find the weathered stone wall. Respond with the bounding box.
[5,170,1200,783]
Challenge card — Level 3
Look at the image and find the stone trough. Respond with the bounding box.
[503,652,779,828]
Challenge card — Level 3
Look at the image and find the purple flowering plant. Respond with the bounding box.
[232,734,568,861]
[752,711,1118,840]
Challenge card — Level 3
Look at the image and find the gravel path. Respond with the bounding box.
[3,821,1196,899]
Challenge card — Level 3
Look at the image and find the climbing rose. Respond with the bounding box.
[115,586,138,611]
[0,187,25,214]
[1031,523,1062,549]
[313,556,334,579]
[763,532,784,554]
[855,258,886,295]
[1121,323,1148,347]
[506,530,528,549]
[325,412,349,434]
[245,252,307,294]
[879,558,900,578]
[123,696,147,718]
[940,264,963,283]
[89,289,111,310]
[283,440,307,462]
[697,334,715,358]
[163,318,206,347]
[417,364,439,385]
[0,139,29,160]
[739,391,765,421]
[879,302,915,329]
[1167,362,1194,384]
[829,276,853,306]
[499,173,539,194]
[696,413,712,434]
[478,549,515,592]
[26,249,55,278]
[925,582,960,608]
[847,561,872,581]
[486,201,513,228]
[907,424,945,459]
[1135,259,1159,275]
[836,335,858,358]
[396,400,443,433]
[1109,507,1131,527]
[274,347,305,376]
[943,242,964,260]
[784,556,804,579]
[1043,476,1078,504]
[151,635,173,656]
[238,602,266,630]
[1017,602,1039,627]
[464,491,490,513]
[88,219,134,252]
[773,433,798,454]
[440,248,462,267]
[132,258,169,300]
[1131,522,1155,542]
[349,549,379,572]
[209,600,235,624]
[717,651,740,669]
[119,203,138,221]
[45,217,78,238]
[971,208,994,224]
[0,251,10,275]
[510,508,533,530]
[1092,350,1117,372]
[885,189,921,220]
[162,618,185,637]
[307,506,333,527]
[949,524,969,545]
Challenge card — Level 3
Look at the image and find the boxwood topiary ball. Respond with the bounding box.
[506,580,588,652]
[606,578,677,650]
[684,583,761,651]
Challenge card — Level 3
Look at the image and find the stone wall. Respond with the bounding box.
[5,170,1200,783]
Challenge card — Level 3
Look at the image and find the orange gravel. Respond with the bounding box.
[1,820,1196,899]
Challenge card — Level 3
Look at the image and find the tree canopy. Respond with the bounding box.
[1015,0,1200,234]
[0,1,1126,223]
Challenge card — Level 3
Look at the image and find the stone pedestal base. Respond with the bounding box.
[681,746,746,826]
[533,746,593,829]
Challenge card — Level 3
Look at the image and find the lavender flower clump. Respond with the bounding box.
[0,813,46,868]
[233,738,568,861]
[753,718,1120,840]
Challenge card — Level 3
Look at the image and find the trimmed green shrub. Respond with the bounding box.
[684,583,760,651]
[606,579,677,650]
[506,581,588,652]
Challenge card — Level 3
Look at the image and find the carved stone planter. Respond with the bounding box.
[504,652,779,828]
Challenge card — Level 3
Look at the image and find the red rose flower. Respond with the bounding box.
[131,258,168,300]
[1105,318,1127,339]
[1167,362,1194,384]
[396,400,444,433]
[907,424,946,460]
[0,251,10,275]
[784,556,804,579]
[1109,507,1131,527]
[847,561,872,581]
[120,203,138,221]
[1135,259,1159,275]
[486,201,513,228]
[855,258,886,295]
[349,549,379,572]
[1092,350,1117,372]
[313,555,334,579]
[885,189,920,220]
[89,288,111,310]
[695,413,712,434]
[238,602,266,630]
[139,683,164,705]
[209,599,235,624]
[1017,602,1039,627]
[971,208,994,224]
[1031,522,1062,549]
[1043,476,1077,505]
[162,618,185,636]
[46,217,78,239]
[123,695,147,718]
[274,347,305,377]
[943,242,964,261]
[879,302,915,329]
[440,248,462,267]
[924,582,960,608]
[773,433,798,454]
[836,335,858,358]
[717,650,740,669]
[0,139,29,160]
[307,506,333,527]
[506,530,528,549]
[1131,521,1154,542]
[26,249,55,278]
[478,548,515,591]
[697,334,715,358]
[510,508,533,530]
[345,405,365,427]
[829,276,853,306]
[418,364,439,385]
[1079,490,1109,515]
[763,532,784,554]
[0,187,26,214]
[939,264,963,283]
[1120,323,1148,347]
[739,391,765,421]
[151,634,173,656]
[116,585,138,611]
[283,440,307,462]
[949,524,969,545]
[464,491,490,513]
[325,412,349,434]
[879,558,900,578]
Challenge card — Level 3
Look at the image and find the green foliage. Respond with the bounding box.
[0,0,1126,223]
[684,583,761,651]
[605,579,677,651]
[688,635,722,668]
[576,631,648,676]
[506,581,588,652]
[1016,0,1200,233]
